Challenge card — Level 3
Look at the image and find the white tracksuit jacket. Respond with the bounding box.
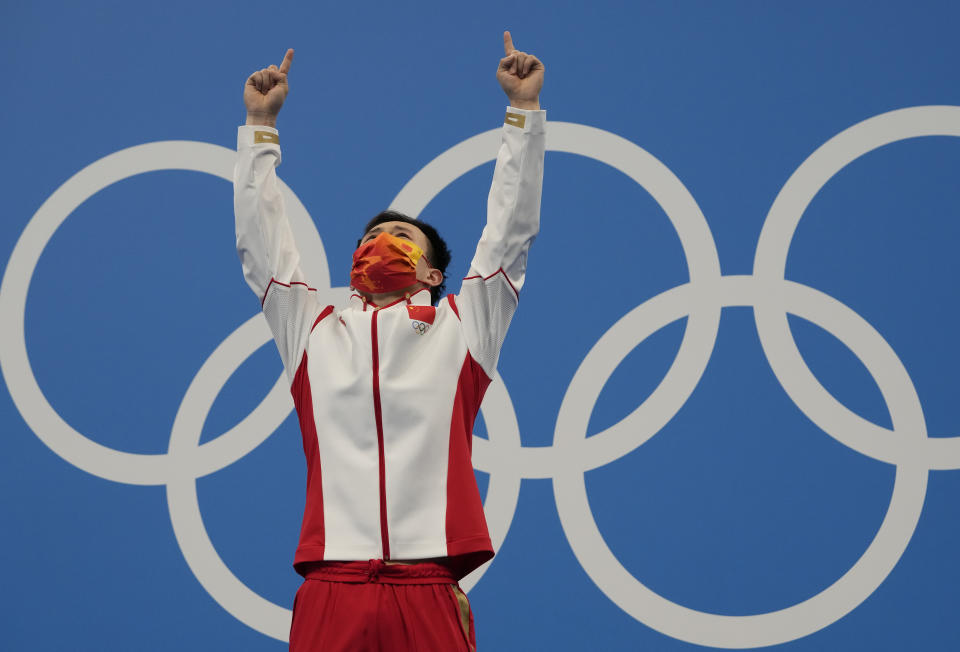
[234,108,546,578]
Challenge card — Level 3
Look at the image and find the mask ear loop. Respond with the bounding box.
[415,254,435,303]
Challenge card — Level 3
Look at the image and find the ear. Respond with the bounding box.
[421,267,444,288]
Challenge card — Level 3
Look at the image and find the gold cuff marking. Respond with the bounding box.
[254,131,279,145]
[504,112,526,129]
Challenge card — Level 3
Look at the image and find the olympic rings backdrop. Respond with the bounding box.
[3,2,960,650]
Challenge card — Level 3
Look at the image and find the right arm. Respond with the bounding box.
[235,49,324,380]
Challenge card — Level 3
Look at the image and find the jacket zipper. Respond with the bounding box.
[370,309,390,560]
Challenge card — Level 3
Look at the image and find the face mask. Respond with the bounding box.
[351,231,425,294]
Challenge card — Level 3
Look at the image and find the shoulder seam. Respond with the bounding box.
[261,277,319,307]
[446,294,460,319]
[461,267,519,301]
[311,305,335,332]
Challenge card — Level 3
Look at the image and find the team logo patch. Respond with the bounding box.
[407,305,435,336]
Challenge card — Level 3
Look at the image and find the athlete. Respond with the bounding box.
[235,31,545,651]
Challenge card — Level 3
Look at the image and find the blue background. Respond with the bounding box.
[3,1,960,650]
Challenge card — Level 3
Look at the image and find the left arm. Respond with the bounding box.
[456,31,546,378]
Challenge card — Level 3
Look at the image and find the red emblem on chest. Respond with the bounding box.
[406,305,436,325]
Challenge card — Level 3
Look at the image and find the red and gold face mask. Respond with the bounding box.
[351,231,424,294]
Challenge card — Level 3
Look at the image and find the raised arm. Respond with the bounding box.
[457,32,547,378]
[469,31,545,284]
[235,49,323,380]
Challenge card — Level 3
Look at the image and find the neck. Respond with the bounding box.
[356,282,425,308]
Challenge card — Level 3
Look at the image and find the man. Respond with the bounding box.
[235,31,545,651]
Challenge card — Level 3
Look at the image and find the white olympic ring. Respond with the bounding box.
[2,107,959,648]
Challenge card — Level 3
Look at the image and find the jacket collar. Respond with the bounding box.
[349,286,433,312]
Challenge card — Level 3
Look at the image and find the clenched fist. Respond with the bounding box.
[497,31,543,110]
[244,49,294,127]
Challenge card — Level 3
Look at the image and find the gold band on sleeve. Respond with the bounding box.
[254,131,279,145]
[504,112,526,129]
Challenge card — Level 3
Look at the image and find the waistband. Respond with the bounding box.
[301,559,457,585]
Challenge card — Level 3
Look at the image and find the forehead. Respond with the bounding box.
[364,220,428,241]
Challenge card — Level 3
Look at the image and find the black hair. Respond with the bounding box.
[358,210,452,305]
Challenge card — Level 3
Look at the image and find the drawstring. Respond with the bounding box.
[301,560,456,583]
[367,558,386,582]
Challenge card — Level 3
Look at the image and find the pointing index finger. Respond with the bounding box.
[503,31,515,55]
[279,48,294,74]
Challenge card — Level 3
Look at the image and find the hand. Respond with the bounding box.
[244,49,294,127]
[496,31,543,110]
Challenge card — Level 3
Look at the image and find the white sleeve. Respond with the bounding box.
[456,107,546,377]
[234,125,323,381]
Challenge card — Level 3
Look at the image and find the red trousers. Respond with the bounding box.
[289,560,477,651]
